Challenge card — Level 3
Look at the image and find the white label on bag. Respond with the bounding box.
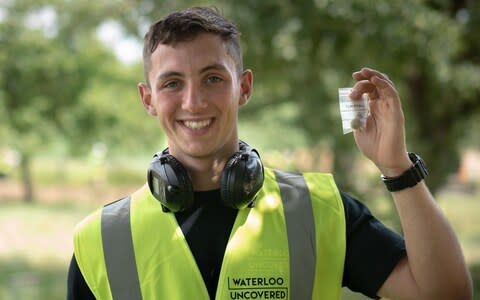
[338,87,369,134]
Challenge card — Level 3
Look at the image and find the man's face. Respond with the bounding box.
[139,33,252,163]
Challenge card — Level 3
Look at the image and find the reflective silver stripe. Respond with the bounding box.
[101,196,142,300]
[274,170,316,300]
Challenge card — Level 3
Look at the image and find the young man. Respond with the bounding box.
[67,7,472,300]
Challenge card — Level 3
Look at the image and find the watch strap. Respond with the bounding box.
[381,152,428,192]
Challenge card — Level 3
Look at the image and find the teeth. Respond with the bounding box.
[183,119,211,129]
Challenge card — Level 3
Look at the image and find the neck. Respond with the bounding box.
[170,143,239,191]
[188,158,227,191]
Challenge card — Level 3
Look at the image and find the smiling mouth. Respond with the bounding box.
[182,119,213,130]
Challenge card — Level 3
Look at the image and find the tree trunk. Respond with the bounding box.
[20,153,33,203]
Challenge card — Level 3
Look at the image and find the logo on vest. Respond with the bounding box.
[228,277,288,299]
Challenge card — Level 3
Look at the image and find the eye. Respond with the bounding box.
[163,80,181,89]
[206,75,223,84]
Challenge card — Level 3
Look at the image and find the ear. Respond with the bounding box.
[239,69,253,106]
[138,83,157,115]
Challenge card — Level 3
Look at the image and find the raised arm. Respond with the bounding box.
[349,67,473,300]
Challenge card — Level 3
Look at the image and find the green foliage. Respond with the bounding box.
[1,0,479,198]
[0,0,166,200]
[0,0,150,155]
[223,0,480,193]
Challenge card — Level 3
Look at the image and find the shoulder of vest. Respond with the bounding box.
[264,167,342,210]
[73,185,146,235]
[73,207,102,238]
[74,184,149,233]
[103,195,130,208]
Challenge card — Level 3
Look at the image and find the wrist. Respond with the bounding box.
[377,156,412,177]
[381,153,428,192]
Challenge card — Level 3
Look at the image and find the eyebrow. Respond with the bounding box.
[156,71,183,82]
[199,63,228,74]
[156,63,228,82]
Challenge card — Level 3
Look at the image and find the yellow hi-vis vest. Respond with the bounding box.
[74,167,346,300]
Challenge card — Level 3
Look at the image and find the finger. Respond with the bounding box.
[371,75,392,91]
[350,80,376,100]
[361,68,395,87]
[371,76,401,109]
[352,71,366,81]
[352,67,394,87]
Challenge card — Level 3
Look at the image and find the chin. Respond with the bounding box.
[182,144,216,159]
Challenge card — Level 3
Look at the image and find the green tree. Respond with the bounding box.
[223,0,480,195]
[0,0,159,201]
[0,12,95,201]
[4,0,479,201]
[97,0,480,194]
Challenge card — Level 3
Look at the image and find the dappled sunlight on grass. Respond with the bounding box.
[0,201,92,266]
[0,257,66,300]
[0,201,87,299]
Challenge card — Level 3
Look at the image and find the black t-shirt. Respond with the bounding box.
[67,190,405,300]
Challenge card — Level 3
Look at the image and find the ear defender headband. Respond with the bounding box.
[147,141,264,212]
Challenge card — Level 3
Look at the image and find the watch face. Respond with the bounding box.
[408,152,420,163]
[409,152,428,177]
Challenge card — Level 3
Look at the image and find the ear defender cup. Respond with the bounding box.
[220,142,264,209]
[147,141,264,212]
[147,151,194,212]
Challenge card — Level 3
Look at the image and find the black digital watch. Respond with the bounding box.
[381,152,428,192]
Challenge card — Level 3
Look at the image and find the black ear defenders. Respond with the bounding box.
[147,141,264,212]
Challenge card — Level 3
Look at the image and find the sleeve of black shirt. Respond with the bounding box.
[67,254,96,300]
[340,191,406,299]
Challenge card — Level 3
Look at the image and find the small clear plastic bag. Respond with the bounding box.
[338,87,369,134]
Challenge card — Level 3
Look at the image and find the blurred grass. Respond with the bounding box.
[438,193,480,266]
[0,258,66,300]
[30,157,147,186]
[0,200,97,300]
[0,158,479,299]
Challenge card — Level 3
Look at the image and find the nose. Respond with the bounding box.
[181,82,208,113]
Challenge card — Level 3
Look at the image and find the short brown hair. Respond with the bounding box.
[142,7,243,85]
